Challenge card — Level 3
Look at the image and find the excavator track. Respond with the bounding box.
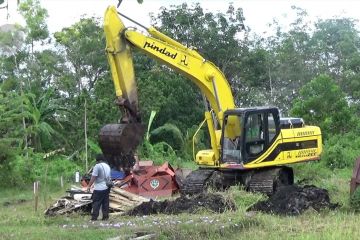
[248,167,293,195]
[181,169,215,195]
[181,167,293,196]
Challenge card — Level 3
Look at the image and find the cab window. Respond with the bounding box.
[245,113,265,157]
[268,113,277,143]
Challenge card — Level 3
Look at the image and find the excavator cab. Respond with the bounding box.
[221,107,280,165]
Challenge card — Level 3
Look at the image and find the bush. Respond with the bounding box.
[150,123,184,151]
[139,124,209,168]
[138,140,181,166]
[322,133,360,169]
[0,141,20,187]
[350,187,360,211]
[290,75,355,139]
[6,152,81,187]
[182,125,209,161]
[292,161,332,183]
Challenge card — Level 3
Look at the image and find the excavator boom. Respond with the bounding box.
[101,6,240,166]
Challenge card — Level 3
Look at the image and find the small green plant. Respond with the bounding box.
[225,185,266,210]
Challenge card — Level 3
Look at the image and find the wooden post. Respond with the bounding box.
[34,181,39,212]
[44,163,49,208]
[60,176,64,188]
[75,171,80,183]
[84,99,88,172]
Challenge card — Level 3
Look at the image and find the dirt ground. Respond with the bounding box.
[127,193,236,216]
[248,185,339,215]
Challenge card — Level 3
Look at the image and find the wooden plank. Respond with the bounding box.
[109,193,134,202]
[110,198,134,207]
[111,188,137,200]
[110,198,135,207]
[110,196,138,205]
[111,188,149,202]
[109,202,127,211]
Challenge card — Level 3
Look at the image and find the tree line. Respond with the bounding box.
[0,0,359,186]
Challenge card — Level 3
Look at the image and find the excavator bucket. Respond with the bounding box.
[99,123,145,156]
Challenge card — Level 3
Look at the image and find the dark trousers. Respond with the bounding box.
[91,188,110,220]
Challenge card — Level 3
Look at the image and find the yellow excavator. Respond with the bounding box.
[99,6,322,194]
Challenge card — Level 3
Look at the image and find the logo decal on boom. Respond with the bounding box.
[143,41,178,59]
[180,55,188,66]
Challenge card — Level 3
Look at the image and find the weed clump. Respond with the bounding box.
[350,187,360,211]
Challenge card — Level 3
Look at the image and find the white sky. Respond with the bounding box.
[1,0,360,34]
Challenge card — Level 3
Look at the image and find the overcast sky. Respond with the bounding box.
[1,0,360,34]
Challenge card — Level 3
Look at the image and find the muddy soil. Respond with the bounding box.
[248,185,339,216]
[127,193,236,216]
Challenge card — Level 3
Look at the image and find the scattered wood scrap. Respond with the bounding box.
[109,187,149,215]
[44,196,92,216]
[45,186,149,216]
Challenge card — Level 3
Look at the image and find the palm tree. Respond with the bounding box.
[22,88,71,151]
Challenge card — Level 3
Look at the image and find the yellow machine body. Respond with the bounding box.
[103,6,322,172]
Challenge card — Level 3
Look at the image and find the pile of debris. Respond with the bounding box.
[45,186,149,216]
[127,193,236,216]
[45,161,185,217]
[248,185,339,216]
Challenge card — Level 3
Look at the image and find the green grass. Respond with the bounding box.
[0,166,359,240]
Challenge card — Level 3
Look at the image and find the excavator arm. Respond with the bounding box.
[103,7,140,123]
[102,6,240,165]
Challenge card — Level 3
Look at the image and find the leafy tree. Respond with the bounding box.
[152,3,245,84]
[21,89,70,151]
[135,3,247,133]
[54,17,118,157]
[18,0,49,52]
[0,89,24,143]
[54,17,108,94]
[256,6,314,113]
[307,18,360,104]
[137,65,203,132]
[0,87,25,185]
[311,18,360,77]
[290,74,355,138]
